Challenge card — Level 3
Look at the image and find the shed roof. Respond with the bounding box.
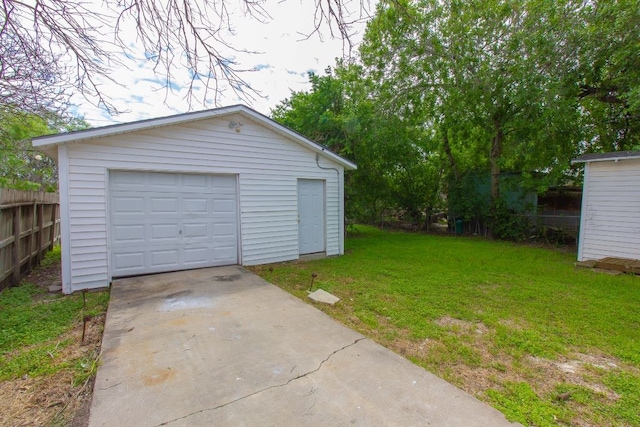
[572,150,640,164]
[32,104,357,170]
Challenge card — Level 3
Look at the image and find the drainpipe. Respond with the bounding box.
[315,152,344,245]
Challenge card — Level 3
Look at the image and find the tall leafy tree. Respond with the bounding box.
[361,0,583,236]
[574,0,640,151]
[273,65,445,226]
[273,69,352,157]
[0,109,89,191]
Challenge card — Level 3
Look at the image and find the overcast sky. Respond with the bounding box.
[71,1,373,127]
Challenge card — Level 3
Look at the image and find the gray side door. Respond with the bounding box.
[297,179,325,255]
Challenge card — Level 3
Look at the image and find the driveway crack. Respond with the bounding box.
[156,337,367,426]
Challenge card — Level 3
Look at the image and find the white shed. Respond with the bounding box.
[33,105,357,294]
[573,150,640,262]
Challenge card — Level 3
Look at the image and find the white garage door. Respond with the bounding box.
[109,171,238,277]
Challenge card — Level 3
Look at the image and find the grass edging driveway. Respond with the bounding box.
[251,226,640,427]
[0,247,110,426]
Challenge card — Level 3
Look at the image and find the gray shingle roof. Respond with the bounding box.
[572,151,640,164]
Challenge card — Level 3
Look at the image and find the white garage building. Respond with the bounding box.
[33,105,356,294]
[573,150,640,262]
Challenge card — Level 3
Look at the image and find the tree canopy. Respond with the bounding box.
[272,0,640,238]
[0,109,89,191]
[273,65,445,226]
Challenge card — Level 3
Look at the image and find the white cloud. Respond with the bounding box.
[70,0,373,126]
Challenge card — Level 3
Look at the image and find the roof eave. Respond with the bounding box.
[572,155,640,165]
[32,104,357,171]
[32,105,245,147]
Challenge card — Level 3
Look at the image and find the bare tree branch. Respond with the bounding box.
[1,0,373,116]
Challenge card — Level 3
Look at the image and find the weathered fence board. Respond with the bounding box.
[0,188,60,291]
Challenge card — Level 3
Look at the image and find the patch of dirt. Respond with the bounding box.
[527,353,622,401]
[429,320,529,395]
[0,261,106,427]
[392,336,430,358]
[521,239,577,253]
[26,261,62,291]
[497,317,529,330]
[0,370,95,427]
[384,317,629,412]
[574,353,622,370]
[435,316,489,335]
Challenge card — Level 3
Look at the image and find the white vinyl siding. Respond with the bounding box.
[61,113,344,292]
[578,158,640,261]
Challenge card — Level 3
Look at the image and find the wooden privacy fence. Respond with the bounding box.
[0,188,60,292]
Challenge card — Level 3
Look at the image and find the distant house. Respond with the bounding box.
[572,151,640,261]
[32,105,356,294]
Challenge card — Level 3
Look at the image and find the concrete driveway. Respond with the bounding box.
[89,266,520,426]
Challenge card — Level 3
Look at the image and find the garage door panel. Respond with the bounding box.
[184,198,208,213]
[112,225,145,243]
[112,196,145,213]
[150,223,180,240]
[213,222,235,235]
[183,247,209,264]
[110,171,238,277]
[151,249,180,267]
[183,223,208,238]
[150,197,179,213]
[113,252,145,270]
[111,171,145,191]
[182,174,209,191]
[214,199,237,213]
[214,246,236,260]
[149,172,179,190]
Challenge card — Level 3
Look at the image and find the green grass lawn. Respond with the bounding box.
[251,225,640,427]
[0,247,110,425]
[0,281,109,382]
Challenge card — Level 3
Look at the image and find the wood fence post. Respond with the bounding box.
[28,202,36,273]
[12,206,21,285]
[37,203,44,264]
[1,191,61,290]
[50,203,57,249]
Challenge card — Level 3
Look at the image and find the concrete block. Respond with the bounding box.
[308,288,340,305]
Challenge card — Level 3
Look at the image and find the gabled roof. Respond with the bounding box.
[572,150,640,164]
[32,104,357,170]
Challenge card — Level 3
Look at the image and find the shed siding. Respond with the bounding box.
[63,114,344,292]
[579,158,640,261]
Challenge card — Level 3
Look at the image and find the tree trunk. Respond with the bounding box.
[443,132,460,180]
[425,206,432,231]
[488,118,504,239]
